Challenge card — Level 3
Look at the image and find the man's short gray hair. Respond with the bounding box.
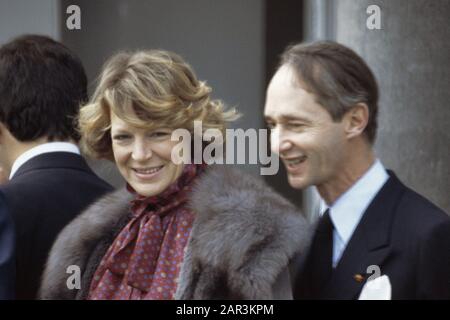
[280,41,379,144]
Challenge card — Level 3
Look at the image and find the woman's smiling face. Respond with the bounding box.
[110,110,184,197]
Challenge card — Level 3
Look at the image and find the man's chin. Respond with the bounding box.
[287,175,309,190]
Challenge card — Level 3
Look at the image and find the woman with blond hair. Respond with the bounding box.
[39,50,309,300]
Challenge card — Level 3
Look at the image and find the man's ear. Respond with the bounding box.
[343,103,369,139]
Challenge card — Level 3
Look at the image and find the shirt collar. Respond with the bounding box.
[320,159,389,245]
[9,142,80,179]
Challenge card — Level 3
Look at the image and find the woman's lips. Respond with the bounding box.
[132,165,164,180]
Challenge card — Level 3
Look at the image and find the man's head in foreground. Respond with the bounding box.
[264,41,379,203]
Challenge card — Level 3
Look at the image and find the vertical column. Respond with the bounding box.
[334,0,450,212]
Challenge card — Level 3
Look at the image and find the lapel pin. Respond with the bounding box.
[354,274,365,283]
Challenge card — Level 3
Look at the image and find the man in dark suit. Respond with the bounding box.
[0,35,113,299]
[264,41,450,299]
[0,192,15,300]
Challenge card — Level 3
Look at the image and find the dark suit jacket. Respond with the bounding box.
[0,152,113,299]
[294,171,450,300]
[0,192,15,299]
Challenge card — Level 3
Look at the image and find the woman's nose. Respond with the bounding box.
[131,141,152,162]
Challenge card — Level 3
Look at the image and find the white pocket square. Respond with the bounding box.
[358,275,392,300]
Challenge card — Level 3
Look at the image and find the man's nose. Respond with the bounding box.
[270,129,293,155]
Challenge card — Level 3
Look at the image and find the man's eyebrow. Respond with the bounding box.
[265,114,312,123]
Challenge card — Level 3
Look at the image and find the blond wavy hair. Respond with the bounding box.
[78,50,239,160]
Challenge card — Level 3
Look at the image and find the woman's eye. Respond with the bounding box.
[266,122,275,129]
[112,134,131,141]
[150,131,170,138]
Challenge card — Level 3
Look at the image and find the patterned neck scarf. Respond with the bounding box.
[88,164,204,300]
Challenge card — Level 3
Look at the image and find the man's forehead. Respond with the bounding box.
[268,66,315,100]
[270,64,298,87]
[265,87,327,123]
[266,77,316,110]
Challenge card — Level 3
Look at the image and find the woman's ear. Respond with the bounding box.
[343,103,369,140]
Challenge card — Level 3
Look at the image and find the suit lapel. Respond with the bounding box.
[324,237,391,299]
[323,171,406,299]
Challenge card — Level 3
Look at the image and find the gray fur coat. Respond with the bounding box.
[39,165,310,300]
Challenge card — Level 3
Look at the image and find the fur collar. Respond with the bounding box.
[39,188,132,299]
[40,165,310,299]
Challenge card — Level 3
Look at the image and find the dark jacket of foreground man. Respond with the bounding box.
[294,171,450,300]
[39,165,310,299]
[0,152,113,299]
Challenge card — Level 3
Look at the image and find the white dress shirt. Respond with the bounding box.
[9,142,80,179]
[318,159,389,268]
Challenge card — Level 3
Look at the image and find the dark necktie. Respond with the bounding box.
[295,209,334,299]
